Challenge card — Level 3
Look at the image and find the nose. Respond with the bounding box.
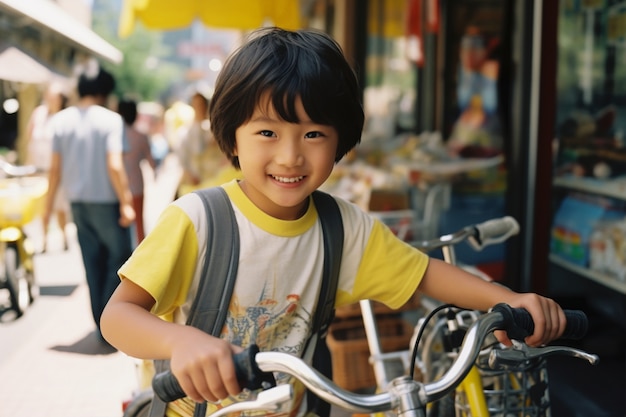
[275,138,304,167]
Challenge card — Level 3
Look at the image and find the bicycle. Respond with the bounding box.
[0,158,46,317]
[358,216,561,416]
[152,304,598,417]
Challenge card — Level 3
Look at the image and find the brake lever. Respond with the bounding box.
[209,385,293,417]
[488,341,600,369]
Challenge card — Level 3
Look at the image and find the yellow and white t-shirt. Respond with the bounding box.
[118,179,429,417]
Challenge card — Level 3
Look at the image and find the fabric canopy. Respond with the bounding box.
[0,45,55,84]
[0,0,122,64]
[119,0,302,38]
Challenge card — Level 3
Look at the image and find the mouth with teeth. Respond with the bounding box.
[271,175,305,184]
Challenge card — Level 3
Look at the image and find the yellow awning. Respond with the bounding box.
[119,0,302,38]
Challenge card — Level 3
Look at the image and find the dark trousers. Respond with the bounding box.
[71,202,132,332]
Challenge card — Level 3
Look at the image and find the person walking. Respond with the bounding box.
[44,64,135,340]
[118,98,157,246]
[26,81,71,252]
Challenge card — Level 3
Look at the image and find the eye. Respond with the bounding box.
[259,130,275,137]
[304,131,324,139]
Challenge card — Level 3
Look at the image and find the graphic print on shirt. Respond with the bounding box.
[225,279,312,356]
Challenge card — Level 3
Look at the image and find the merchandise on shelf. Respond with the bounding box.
[589,219,626,282]
[551,194,624,267]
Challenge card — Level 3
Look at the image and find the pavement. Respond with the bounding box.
[0,154,181,417]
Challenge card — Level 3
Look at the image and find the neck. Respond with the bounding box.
[78,96,104,107]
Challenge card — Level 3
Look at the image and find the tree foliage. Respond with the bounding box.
[91,2,185,102]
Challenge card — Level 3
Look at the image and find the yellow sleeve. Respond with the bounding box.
[118,204,200,318]
[340,220,429,309]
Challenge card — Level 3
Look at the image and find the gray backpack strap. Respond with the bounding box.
[149,187,240,417]
[307,190,343,417]
[310,190,343,337]
[188,187,240,334]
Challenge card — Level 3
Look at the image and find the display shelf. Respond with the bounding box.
[549,254,626,295]
[553,176,626,201]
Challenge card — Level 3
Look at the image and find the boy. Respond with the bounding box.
[101,28,566,417]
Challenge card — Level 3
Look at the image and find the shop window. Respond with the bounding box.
[362,0,417,144]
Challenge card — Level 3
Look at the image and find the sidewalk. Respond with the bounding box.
[0,154,181,417]
[0,230,139,417]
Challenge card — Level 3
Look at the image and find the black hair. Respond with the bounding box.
[77,66,115,98]
[117,98,138,125]
[210,27,364,169]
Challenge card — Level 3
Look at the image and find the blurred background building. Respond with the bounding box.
[0,0,121,157]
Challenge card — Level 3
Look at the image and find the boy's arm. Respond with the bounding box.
[101,279,242,403]
[418,258,566,347]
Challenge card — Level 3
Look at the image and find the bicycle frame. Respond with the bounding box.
[152,305,599,417]
[360,216,521,415]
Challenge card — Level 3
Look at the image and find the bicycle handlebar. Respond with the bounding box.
[410,216,519,252]
[470,216,520,249]
[152,304,597,408]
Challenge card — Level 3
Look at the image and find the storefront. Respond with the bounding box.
[0,0,122,161]
[319,2,625,413]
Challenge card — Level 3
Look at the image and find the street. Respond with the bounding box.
[0,154,181,417]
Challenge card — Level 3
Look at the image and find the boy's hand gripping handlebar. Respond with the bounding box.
[152,304,598,413]
[152,344,277,405]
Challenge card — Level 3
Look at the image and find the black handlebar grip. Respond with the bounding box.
[153,369,186,402]
[153,345,276,403]
[492,303,589,341]
[233,344,277,390]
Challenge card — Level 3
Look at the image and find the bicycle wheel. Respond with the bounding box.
[4,244,29,317]
[123,390,153,417]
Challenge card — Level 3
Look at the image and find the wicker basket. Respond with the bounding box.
[327,317,413,391]
[455,355,551,417]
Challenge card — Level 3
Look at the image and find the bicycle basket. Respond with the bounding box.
[454,350,551,417]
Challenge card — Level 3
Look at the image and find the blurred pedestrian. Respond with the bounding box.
[118,98,156,246]
[43,63,135,340]
[136,101,169,172]
[26,81,71,252]
[175,91,231,196]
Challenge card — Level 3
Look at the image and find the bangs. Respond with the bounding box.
[255,49,338,127]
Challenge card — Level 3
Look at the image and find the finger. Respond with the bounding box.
[537,301,561,345]
[525,305,547,347]
[217,353,242,396]
[204,362,229,401]
[551,304,567,341]
[494,329,512,347]
[191,365,221,403]
[177,373,204,403]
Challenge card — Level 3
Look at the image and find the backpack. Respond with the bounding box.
[148,186,343,417]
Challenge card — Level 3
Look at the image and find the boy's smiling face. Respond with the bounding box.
[234,94,339,220]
